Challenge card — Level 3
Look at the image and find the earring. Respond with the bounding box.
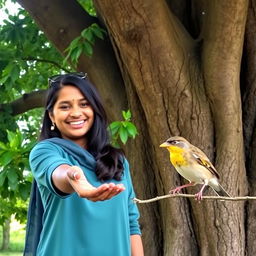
[50,122,55,131]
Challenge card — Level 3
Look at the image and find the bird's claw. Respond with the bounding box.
[169,188,182,194]
[195,192,203,201]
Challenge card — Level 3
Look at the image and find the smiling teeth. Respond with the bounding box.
[70,120,84,125]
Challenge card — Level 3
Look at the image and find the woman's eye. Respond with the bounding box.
[81,102,89,107]
[59,105,69,110]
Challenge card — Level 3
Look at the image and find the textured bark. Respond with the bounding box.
[243,1,256,255]
[0,90,46,115]
[94,0,210,255]
[200,1,248,255]
[94,0,248,255]
[1,219,10,251]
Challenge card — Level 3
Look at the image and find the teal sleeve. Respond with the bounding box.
[124,159,142,236]
[29,141,72,198]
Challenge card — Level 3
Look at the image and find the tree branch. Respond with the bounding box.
[133,193,256,203]
[0,90,47,116]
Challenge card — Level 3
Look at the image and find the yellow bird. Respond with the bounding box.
[160,136,230,200]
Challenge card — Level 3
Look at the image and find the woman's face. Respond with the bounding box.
[50,85,94,148]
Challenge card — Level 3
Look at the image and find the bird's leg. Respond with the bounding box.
[169,182,196,194]
[195,184,207,201]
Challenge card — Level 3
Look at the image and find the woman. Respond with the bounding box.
[24,73,143,256]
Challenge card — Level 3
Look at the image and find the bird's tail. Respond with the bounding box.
[210,181,231,197]
[213,184,231,197]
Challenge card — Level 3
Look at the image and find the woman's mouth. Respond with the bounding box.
[68,120,85,128]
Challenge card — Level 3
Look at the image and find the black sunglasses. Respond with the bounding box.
[48,72,88,87]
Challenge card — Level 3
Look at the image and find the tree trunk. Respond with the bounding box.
[94,0,248,255]
[242,1,256,255]
[1,219,11,251]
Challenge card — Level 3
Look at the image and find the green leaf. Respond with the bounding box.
[0,171,7,187]
[67,37,81,50]
[0,151,16,166]
[11,64,20,82]
[83,41,93,56]
[7,170,19,185]
[126,122,138,138]
[91,23,106,40]
[70,46,83,63]
[0,142,8,150]
[7,130,16,144]
[122,110,131,121]
[19,182,31,200]
[0,75,9,84]
[119,126,128,144]
[9,181,18,191]
[8,130,22,149]
[108,121,121,135]
[81,28,94,43]
[78,0,97,16]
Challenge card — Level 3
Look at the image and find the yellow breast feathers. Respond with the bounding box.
[166,145,188,166]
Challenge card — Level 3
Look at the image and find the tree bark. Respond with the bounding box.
[242,1,256,254]
[94,0,248,255]
[94,0,205,254]
[0,90,46,115]
[1,219,11,251]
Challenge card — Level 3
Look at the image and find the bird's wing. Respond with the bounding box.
[190,146,220,179]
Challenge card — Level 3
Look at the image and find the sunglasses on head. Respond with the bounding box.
[48,72,88,87]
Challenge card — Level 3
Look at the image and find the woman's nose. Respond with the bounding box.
[70,107,82,117]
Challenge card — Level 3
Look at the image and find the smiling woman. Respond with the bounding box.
[49,86,94,148]
[24,73,144,256]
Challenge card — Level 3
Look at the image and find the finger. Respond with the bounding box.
[84,184,110,198]
[89,184,125,201]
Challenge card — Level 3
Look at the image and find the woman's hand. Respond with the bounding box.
[66,166,125,202]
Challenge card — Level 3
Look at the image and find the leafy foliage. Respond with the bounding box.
[77,0,97,16]
[64,23,106,65]
[0,129,35,224]
[108,110,138,147]
[0,7,69,102]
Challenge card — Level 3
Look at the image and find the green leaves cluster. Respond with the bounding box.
[64,23,106,65]
[0,7,68,102]
[108,110,138,147]
[77,0,96,16]
[0,130,35,203]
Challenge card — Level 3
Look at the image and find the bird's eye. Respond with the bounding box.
[169,140,178,145]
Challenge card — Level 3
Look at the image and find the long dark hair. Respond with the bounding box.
[40,74,124,181]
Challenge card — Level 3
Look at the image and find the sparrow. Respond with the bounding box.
[160,136,230,200]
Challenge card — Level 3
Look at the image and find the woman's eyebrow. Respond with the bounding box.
[57,98,87,104]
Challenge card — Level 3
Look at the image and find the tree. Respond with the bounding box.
[1,0,256,255]
[0,130,35,249]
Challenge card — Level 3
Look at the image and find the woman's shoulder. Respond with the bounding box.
[30,138,64,154]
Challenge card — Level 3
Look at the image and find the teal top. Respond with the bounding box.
[29,138,141,256]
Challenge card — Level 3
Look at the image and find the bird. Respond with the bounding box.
[160,136,230,200]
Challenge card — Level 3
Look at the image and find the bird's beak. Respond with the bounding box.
[160,142,169,147]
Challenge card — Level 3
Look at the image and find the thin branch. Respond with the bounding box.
[133,194,256,204]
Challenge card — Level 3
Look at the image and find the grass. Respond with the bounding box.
[0,219,25,256]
